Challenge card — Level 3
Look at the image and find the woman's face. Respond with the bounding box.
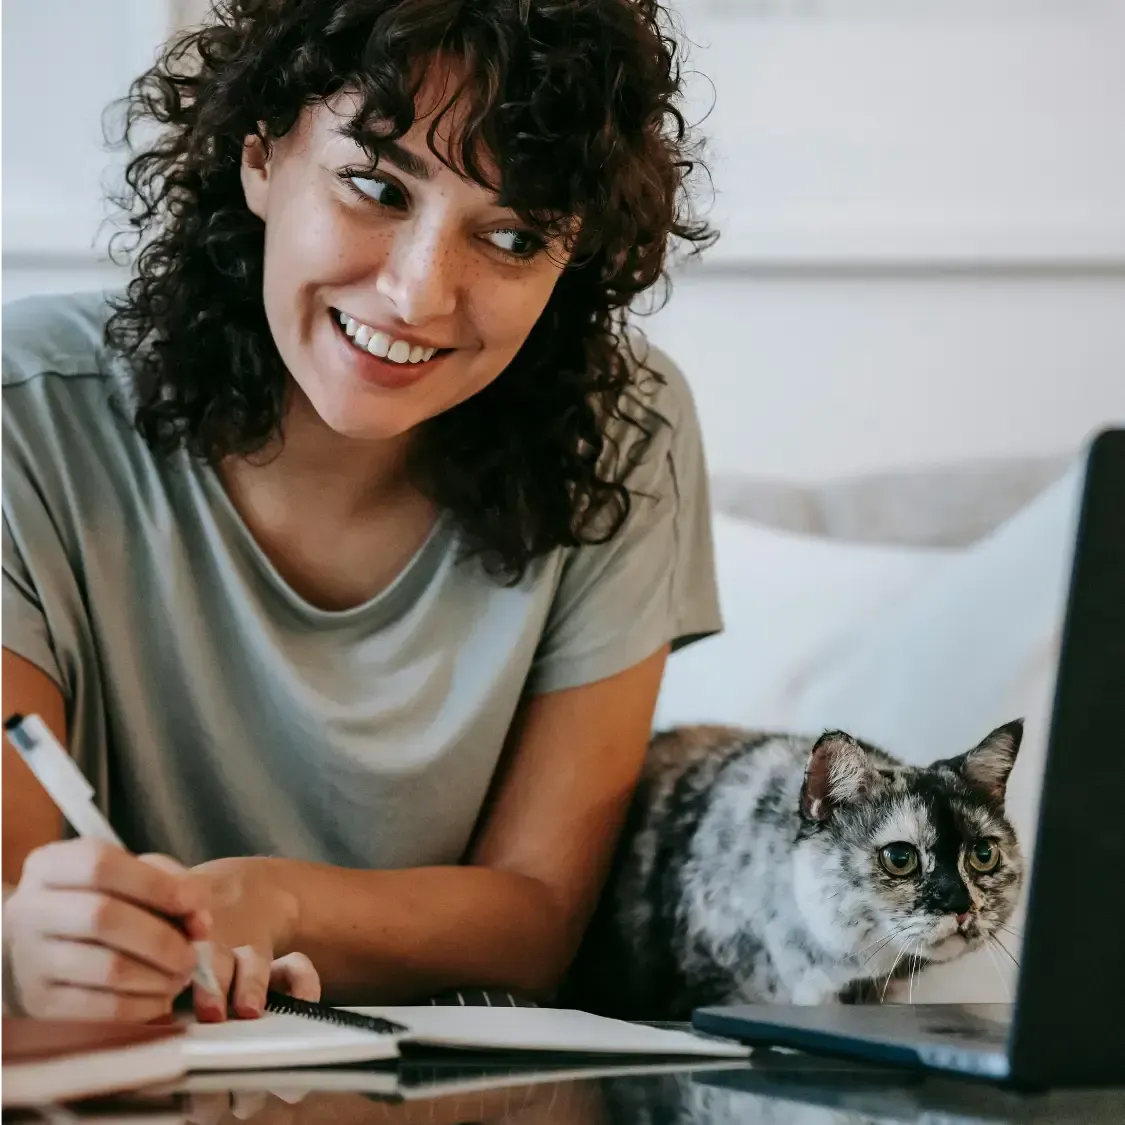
[241,76,569,442]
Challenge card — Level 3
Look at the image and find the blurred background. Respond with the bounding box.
[3,0,1124,480]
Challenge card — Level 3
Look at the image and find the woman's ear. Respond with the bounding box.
[241,133,271,220]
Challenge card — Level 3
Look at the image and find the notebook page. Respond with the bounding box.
[345,1006,751,1058]
[185,1012,400,1071]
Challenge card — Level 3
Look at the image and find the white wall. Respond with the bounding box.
[4,1,1124,480]
[647,1,1125,478]
[644,268,1125,479]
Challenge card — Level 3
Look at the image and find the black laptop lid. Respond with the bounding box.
[1009,430,1125,1086]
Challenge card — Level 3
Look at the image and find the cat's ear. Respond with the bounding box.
[800,731,874,823]
[957,719,1023,804]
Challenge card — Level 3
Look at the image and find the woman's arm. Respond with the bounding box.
[208,645,669,1005]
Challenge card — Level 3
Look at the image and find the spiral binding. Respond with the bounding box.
[264,990,408,1036]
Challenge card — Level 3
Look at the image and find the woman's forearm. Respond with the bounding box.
[255,858,574,1004]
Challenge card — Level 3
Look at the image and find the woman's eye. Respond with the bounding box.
[484,228,543,258]
[878,842,920,877]
[968,840,1001,873]
[347,176,406,209]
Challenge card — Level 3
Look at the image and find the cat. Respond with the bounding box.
[562,721,1025,1020]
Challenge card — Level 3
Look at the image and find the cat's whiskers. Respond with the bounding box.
[859,934,902,972]
[983,937,1013,1002]
[879,936,913,1002]
[907,939,925,1004]
[991,932,1021,969]
[856,926,908,963]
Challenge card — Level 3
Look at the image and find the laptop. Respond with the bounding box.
[693,429,1125,1088]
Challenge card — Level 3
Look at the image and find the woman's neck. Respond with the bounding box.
[224,384,416,521]
[215,386,439,610]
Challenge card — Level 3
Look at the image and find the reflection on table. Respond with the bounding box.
[7,1050,1125,1125]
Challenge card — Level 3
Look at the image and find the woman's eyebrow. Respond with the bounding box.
[338,129,524,208]
[334,126,436,181]
[374,140,434,181]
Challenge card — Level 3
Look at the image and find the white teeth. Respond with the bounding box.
[336,310,441,365]
[366,331,391,359]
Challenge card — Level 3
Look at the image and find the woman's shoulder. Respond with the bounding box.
[2,290,118,390]
[3,290,139,487]
[609,333,706,490]
[623,334,697,430]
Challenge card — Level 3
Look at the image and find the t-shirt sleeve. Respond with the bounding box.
[2,508,67,690]
[2,381,88,704]
[526,345,723,695]
[3,297,107,701]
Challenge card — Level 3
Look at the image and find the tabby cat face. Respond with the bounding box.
[791,722,1024,977]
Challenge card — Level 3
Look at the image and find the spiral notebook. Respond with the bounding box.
[184,991,749,1072]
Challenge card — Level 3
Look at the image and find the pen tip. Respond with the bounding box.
[4,714,26,731]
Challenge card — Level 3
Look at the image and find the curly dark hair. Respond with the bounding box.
[106,0,714,581]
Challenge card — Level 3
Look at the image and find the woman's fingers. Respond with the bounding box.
[193,941,234,1022]
[268,952,321,1002]
[192,946,320,1021]
[24,839,210,919]
[29,889,200,977]
[36,937,188,996]
[34,982,175,1023]
[230,945,270,1018]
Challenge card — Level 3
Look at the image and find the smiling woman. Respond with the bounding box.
[1,0,719,1024]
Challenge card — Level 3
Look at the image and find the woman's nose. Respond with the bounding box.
[375,223,459,325]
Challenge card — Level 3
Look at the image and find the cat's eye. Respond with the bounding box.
[967,840,1001,873]
[878,843,919,877]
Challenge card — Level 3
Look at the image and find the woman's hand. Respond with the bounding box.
[189,857,320,1021]
[2,838,212,1021]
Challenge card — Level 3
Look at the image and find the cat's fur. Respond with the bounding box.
[563,721,1025,1020]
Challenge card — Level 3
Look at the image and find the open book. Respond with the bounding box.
[185,1000,751,1072]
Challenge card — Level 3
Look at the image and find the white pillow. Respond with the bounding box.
[655,514,951,731]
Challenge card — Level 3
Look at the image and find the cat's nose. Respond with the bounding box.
[956,912,972,928]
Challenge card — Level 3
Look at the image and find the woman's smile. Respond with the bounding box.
[328,306,457,391]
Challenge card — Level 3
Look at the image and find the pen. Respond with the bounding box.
[3,712,221,997]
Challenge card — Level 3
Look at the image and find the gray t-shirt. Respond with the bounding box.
[2,291,721,869]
